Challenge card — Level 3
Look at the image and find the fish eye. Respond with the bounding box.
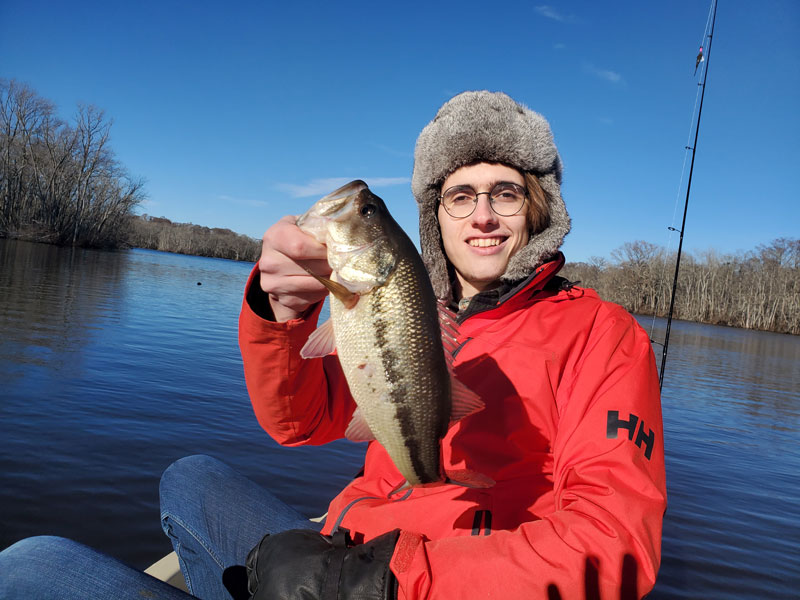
[360,203,377,218]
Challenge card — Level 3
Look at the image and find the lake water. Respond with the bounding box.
[1,239,798,598]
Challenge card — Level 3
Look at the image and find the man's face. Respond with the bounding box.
[437,162,530,300]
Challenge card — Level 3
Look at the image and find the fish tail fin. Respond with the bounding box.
[444,469,495,489]
[387,471,495,494]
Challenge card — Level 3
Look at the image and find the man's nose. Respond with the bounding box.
[471,194,497,226]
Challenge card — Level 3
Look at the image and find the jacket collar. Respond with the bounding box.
[454,253,565,322]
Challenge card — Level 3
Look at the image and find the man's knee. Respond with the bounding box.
[1,535,75,561]
[159,454,231,514]
[0,536,82,588]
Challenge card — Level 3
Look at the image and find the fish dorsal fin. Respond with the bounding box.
[437,300,484,422]
[437,300,460,358]
[300,318,336,359]
[345,408,375,442]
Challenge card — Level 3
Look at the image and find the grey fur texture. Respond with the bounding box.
[412,91,571,300]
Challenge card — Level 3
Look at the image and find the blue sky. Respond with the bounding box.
[2,0,798,263]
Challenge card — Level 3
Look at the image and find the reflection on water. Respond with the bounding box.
[0,239,364,569]
[644,316,799,599]
[0,241,129,377]
[657,317,798,415]
[1,239,798,597]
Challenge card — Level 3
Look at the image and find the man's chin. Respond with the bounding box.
[457,272,505,295]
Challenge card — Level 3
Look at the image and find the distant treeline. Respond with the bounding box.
[127,214,260,262]
[0,79,261,261]
[3,81,797,334]
[561,238,800,335]
[0,79,144,247]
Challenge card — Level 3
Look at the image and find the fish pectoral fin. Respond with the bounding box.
[303,268,360,308]
[444,469,495,489]
[300,318,336,358]
[449,375,484,422]
[345,408,376,442]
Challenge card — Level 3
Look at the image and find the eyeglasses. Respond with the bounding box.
[439,182,527,219]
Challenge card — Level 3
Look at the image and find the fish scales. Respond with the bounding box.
[331,247,449,485]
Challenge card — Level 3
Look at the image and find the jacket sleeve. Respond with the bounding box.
[390,303,667,599]
[238,265,356,446]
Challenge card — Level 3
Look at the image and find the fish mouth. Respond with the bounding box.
[296,180,368,226]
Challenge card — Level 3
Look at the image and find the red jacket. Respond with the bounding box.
[239,257,666,599]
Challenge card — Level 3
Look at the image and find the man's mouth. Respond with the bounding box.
[467,237,506,248]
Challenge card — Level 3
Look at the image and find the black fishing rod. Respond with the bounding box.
[659,0,718,390]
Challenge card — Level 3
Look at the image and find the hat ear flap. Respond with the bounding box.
[419,193,452,301]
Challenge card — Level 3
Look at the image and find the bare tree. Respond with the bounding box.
[0,79,145,247]
[563,238,799,335]
[126,215,261,262]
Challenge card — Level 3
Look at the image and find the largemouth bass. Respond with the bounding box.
[296,180,488,489]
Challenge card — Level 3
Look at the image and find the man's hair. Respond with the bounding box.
[524,172,551,235]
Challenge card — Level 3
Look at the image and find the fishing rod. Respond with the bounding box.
[659,0,718,390]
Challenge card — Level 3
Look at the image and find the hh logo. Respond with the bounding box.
[606,411,654,460]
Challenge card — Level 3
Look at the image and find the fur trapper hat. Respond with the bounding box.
[412,91,571,300]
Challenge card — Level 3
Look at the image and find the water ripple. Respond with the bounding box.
[1,241,798,594]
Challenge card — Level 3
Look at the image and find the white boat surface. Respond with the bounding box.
[144,551,188,591]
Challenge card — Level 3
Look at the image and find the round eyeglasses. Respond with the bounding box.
[439,182,527,219]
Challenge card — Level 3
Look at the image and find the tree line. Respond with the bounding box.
[2,81,796,334]
[561,238,800,335]
[0,79,262,261]
[1,79,145,248]
[127,214,260,262]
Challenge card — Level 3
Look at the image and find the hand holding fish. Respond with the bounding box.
[296,180,489,490]
[258,215,333,322]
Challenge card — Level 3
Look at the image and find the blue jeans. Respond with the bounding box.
[0,455,321,599]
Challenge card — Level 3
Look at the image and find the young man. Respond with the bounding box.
[0,92,665,600]
[240,91,666,599]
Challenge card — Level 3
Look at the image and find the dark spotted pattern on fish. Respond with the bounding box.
[395,403,439,484]
[371,297,401,390]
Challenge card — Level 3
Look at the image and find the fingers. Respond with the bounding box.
[268,216,329,264]
[258,216,332,321]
